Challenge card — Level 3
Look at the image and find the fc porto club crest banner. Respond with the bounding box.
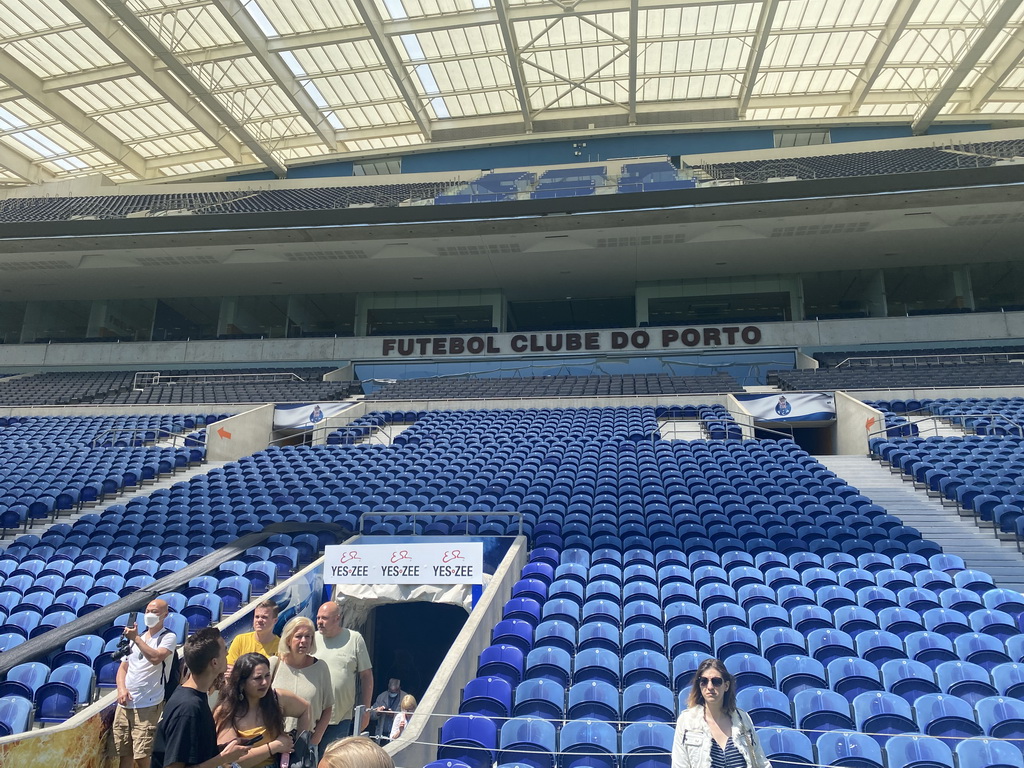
[737,392,836,422]
[273,402,354,429]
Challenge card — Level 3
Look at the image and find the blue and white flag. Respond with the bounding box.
[737,392,835,422]
[274,402,354,429]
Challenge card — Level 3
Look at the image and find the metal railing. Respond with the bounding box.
[88,426,200,449]
[834,352,1023,369]
[132,371,311,390]
[357,510,524,537]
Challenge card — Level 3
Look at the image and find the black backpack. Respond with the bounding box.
[158,629,181,701]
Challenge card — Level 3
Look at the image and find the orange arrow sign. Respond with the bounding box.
[217,427,232,439]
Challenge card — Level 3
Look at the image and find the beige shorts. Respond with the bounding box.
[113,702,163,759]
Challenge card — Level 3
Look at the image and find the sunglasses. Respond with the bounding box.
[699,676,725,688]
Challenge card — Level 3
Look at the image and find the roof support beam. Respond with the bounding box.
[965,23,1024,111]
[737,0,778,118]
[843,0,918,116]
[63,0,244,165]
[0,140,57,185]
[495,0,533,132]
[628,0,639,124]
[212,0,338,151]
[0,47,149,179]
[350,0,432,140]
[912,0,1023,134]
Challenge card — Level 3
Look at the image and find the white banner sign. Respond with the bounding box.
[324,542,485,585]
[273,402,353,429]
[737,392,836,422]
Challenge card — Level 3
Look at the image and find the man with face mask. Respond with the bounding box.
[370,678,408,740]
[114,599,177,768]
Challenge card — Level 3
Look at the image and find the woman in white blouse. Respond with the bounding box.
[271,616,335,749]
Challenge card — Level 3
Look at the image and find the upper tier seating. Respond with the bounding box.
[0,367,354,406]
[770,362,1024,391]
[531,167,606,199]
[434,172,536,204]
[696,147,998,183]
[363,373,742,400]
[0,371,137,406]
[0,183,459,223]
[815,346,1024,368]
[618,162,696,194]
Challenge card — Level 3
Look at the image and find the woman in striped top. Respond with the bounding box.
[671,658,773,768]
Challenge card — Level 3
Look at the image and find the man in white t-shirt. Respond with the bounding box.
[316,601,373,746]
[113,599,177,768]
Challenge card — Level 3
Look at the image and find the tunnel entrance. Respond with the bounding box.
[365,601,469,702]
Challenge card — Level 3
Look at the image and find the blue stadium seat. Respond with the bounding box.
[883,734,953,768]
[912,692,982,738]
[0,695,33,737]
[438,714,497,768]
[880,658,939,703]
[566,680,619,722]
[512,678,563,719]
[498,716,556,768]
[559,718,617,768]
[852,691,916,745]
[935,660,997,705]
[735,686,793,728]
[620,721,673,768]
[814,731,884,768]
[756,727,814,766]
[460,676,511,719]
[793,687,854,731]
[977,696,1024,750]
[954,737,1024,768]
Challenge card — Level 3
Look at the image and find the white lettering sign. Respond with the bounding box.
[324,542,485,585]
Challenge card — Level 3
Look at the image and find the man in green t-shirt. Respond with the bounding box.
[315,601,373,747]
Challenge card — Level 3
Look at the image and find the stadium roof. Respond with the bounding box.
[2,0,1024,186]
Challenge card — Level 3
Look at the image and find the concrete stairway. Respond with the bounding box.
[905,414,964,439]
[816,454,1024,593]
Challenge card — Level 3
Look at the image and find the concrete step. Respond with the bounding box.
[905,415,964,439]
[816,455,1024,593]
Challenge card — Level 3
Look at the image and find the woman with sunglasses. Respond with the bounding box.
[671,658,772,768]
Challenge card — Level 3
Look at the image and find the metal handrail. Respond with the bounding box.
[834,352,1022,369]
[866,412,1024,443]
[89,426,196,449]
[357,510,524,537]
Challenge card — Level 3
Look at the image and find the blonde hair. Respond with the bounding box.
[318,737,394,768]
[400,694,416,711]
[278,616,317,662]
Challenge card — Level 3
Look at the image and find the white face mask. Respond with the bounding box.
[143,613,160,628]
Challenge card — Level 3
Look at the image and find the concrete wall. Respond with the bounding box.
[387,536,528,768]
[726,394,756,439]
[0,310,1022,370]
[206,403,275,461]
[835,390,885,455]
[796,352,819,369]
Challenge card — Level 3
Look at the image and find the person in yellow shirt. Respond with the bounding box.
[226,601,279,675]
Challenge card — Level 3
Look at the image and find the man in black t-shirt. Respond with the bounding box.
[151,627,247,768]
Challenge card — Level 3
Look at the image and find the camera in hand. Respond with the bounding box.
[111,633,133,661]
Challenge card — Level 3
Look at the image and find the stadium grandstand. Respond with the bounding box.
[7,1,1024,767]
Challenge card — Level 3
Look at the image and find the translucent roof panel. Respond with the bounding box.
[0,0,1021,185]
